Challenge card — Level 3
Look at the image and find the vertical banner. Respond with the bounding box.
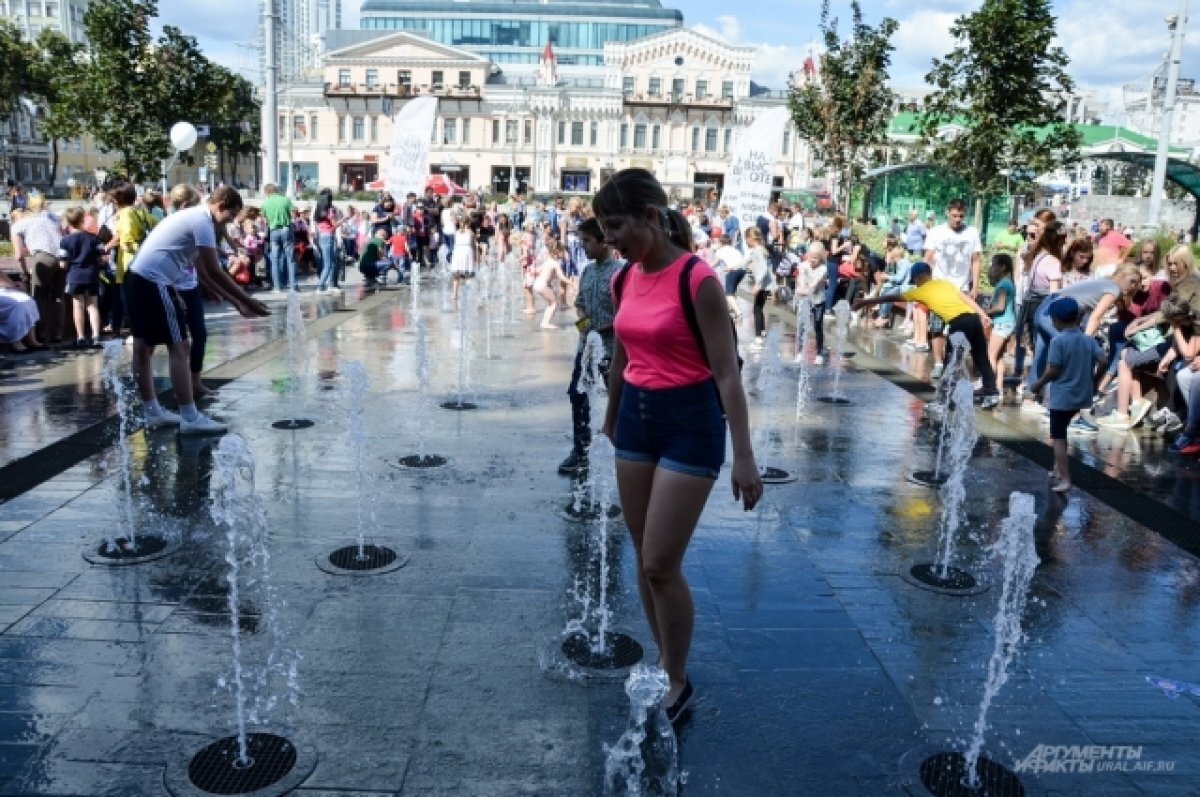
[385,95,438,198]
[719,106,790,229]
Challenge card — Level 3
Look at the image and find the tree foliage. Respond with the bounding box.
[25,30,85,187]
[789,0,898,210]
[919,0,1081,200]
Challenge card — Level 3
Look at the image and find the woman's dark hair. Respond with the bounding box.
[1063,239,1094,272]
[578,217,604,239]
[990,252,1014,277]
[314,188,334,222]
[1162,296,1195,326]
[1029,218,1066,263]
[592,168,692,251]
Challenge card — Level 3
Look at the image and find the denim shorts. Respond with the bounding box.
[614,379,726,479]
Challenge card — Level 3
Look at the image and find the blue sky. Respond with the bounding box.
[160,0,1199,118]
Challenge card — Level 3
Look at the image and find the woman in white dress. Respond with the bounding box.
[533,238,566,329]
[450,214,476,301]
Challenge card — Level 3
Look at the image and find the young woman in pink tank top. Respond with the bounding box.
[597,169,761,722]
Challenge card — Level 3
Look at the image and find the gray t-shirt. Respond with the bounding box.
[130,205,216,289]
[1055,278,1120,314]
[1046,327,1105,410]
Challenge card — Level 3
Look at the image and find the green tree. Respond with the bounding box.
[205,68,261,185]
[789,0,898,212]
[920,0,1081,224]
[25,29,86,188]
[0,21,29,117]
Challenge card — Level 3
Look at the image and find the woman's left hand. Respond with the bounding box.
[731,457,763,511]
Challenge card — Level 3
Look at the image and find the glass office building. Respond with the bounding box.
[359,0,682,65]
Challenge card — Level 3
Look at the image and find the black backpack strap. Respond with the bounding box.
[677,255,710,366]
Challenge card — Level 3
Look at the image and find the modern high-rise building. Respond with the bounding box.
[0,0,90,43]
[357,0,682,66]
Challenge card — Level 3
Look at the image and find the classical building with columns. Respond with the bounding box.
[275,25,811,200]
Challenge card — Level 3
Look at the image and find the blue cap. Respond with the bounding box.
[1048,296,1080,320]
[909,261,932,279]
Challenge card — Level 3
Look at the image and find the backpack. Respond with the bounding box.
[612,255,744,378]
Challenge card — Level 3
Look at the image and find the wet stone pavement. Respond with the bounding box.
[0,279,1197,796]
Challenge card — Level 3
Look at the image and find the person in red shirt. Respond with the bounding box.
[1094,218,1132,268]
[383,225,411,285]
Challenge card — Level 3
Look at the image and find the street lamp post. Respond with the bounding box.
[1148,0,1189,230]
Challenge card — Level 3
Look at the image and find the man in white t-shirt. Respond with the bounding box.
[921,198,983,373]
[126,187,269,434]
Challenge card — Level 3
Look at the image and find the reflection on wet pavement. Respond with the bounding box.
[0,285,1195,795]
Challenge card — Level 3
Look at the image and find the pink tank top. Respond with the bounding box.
[613,253,721,389]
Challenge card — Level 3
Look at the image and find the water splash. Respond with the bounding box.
[585,332,615,653]
[794,298,814,420]
[962,492,1039,788]
[413,318,433,459]
[603,664,680,796]
[453,280,476,407]
[284,292,310,421]
[934,378,979,577]
[437,247,451,312]
[931,332,970,479]
[210,436,301,764]
[102,341,136,551]
[829,300,851,400]
[343,361,377,559]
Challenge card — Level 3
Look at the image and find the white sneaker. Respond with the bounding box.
[814,354,825,366]
[1096,412,1134,430]
[1129,398,1153,428]
[145,408,182,429]
[930,363,944,380]
[179,413,228,436]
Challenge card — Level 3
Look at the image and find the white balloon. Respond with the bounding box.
[170,121,198,152]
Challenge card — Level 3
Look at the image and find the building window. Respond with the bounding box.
[724,128,732,153]
[691,127,700,151]
[431,70,444,89]
[648,77,661,96]
[293,115,306,141]
[620,123,628,149]
[633,123,646,149]
[558,120,565,145]
[398,70,412,90]
[622,76,635,96]
[651,125,660,150]
[493,118,501,143]
[722,80,734,100]
[590,121,598,147]
[337,114,346,143]
[370,116,379,142]
[22,163,31,181]
[705,127,718,152]
[462,118,471,145]
[458,70,471,88]
[444,118,457,144]
[44,1,59,17]
[310,115,318,142]
[34,163,43,180]
[672,78,684,100]
[524,119,532,144]
[352,116,365,141]
[278,115,287,141]
[431,118,438,143]
[506,119,518,144]
[366,69,379,88]
[338,69,351,88]
[782,127,790,155]
[571,121,584,146]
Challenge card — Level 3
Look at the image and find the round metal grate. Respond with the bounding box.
[95,535,167,560]
[562,632,644,670]
[439,401,478,411]
[909,470,949,487]
[272,419,314,430]
[918,752,1026,797]
[395,454,448,469]
[760,466,797,484]
[560,501,623,522]
[817,396,852,405]
[908,564,980,592]
[328,544,398,571]
[187,733,297,795]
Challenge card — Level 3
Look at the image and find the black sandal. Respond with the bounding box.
[665,678,694,723]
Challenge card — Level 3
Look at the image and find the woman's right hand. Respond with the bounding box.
[731,456,763,511]
[600,420,615,441]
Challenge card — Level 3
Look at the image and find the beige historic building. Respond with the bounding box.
[275,27,810,199]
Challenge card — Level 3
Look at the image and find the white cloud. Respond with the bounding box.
[889,9,958,88]
[693,15,816,89]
